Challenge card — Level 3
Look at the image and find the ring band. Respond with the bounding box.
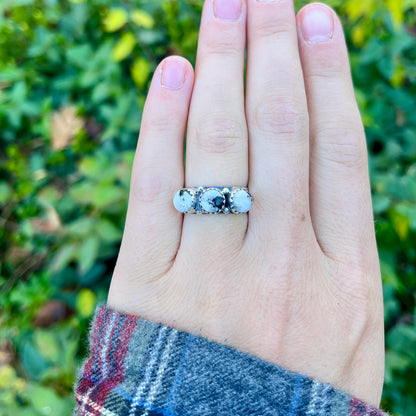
[173,186,253,214]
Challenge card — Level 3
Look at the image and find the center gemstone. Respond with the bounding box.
[200,189,225,213]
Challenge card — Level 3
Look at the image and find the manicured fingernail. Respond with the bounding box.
[161,59,186,90]
[213,0,242,21]
[300,6,334,43]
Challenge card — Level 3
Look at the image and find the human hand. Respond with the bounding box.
[107,0,384,407]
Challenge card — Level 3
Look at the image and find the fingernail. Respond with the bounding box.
[213,0,242,21]
[300,6,334,43]
[161,59,186,90]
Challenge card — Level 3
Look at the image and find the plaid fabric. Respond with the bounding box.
[74,304,389,416]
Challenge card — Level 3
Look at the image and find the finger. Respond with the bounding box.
[246,0,312,240]
[182,0,248,241]
[186,0,247,186]
[110,56,194,291]
[296,4,376,261]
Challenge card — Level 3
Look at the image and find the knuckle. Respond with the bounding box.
[255,18,294,40]
[308,70,344,85]
[316,126,366,169]
[344,294,381,347]
[252,96,308,140]
[254,2,294,40]
[333,262,383,343]
[204,34,242,57]
[194,114,245,154]
[140,116,178,136]
[308,59,349,80]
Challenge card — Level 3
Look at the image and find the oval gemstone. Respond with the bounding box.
[232,189,252,213]
[173,190,194,213]
[200,189,224,213]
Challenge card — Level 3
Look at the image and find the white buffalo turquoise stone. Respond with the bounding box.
[232,189,252,213]
[173,190,194,213]
[200,189,224,213]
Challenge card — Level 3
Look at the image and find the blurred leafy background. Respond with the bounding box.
[0,0,415,414]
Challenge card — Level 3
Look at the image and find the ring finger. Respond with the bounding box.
[183,0,248,243]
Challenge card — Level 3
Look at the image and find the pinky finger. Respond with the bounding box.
[108,56,194,310]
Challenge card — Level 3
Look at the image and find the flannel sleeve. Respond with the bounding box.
[74,304,389,416]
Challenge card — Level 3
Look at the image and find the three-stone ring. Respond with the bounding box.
[173,186,253,214]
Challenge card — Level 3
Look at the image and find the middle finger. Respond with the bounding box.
[246,0,311,240]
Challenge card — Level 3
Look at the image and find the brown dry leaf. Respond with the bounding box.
[6,246,32,263]
[30,206,62,234]
[0,341,14,366]
[33,300,72,328]
[0,82,11,91]
[50,106,84,150]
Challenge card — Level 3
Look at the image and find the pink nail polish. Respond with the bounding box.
[300,6,334,43]
[161,59,186,90]
[214,0,242,21]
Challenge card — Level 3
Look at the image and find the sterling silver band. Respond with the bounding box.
[173,186,253,215]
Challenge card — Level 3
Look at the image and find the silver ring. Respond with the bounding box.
[173,186,253,214]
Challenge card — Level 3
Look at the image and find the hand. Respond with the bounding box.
[107,0,384,406]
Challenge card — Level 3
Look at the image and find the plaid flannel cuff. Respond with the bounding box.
[74,304,389,416]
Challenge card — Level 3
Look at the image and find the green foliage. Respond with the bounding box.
[0,0,415,415]
[345,3,416,414]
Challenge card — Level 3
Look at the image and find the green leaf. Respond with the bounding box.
[91,82,110,103]
[69,181,95,204]
[10,80,27,103]
[380,259,403,290]
[131,57,151,88]
[137,29,165,45]
[20,342,50,380]
[96,219,122,243]
[385,350,412,385]
[76,288,96,318]
[62,336,79,378]
[112,32,136,62]
[390,208,410,240]
[66,44,92,68]
[0,182,11,204]
[131,10,154,28]
[372,194,391,214]
[79,263,106,285]
[377,56,394,80]
[360,39,384,64]
[386,350,412,373]
[383,285,399,322]
[91,184,124,208]
[50,243,78,272]
[103,8,128,32]
[27,383,70,415]
[66,217,95,237]
[34,331,61,364]
[387,324,416,357]
[78,235,100,273]
[79,154,118,182]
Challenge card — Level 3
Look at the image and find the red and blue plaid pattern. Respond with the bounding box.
[74,305,389,416]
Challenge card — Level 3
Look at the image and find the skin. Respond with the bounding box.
[107,0,385,407]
